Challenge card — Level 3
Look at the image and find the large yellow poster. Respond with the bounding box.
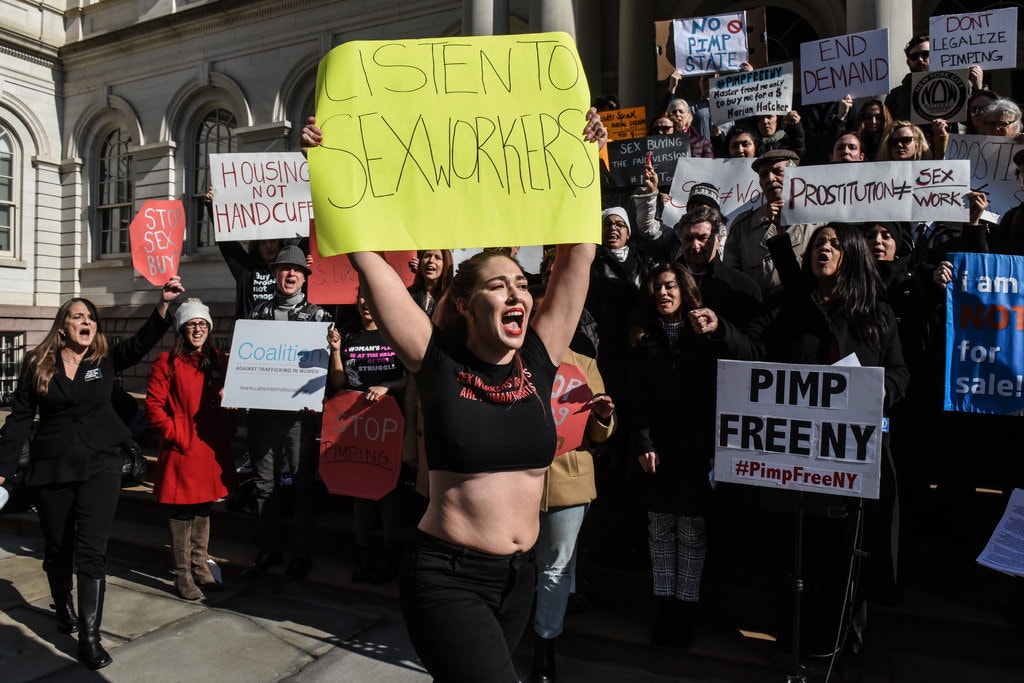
[309,32,601,256]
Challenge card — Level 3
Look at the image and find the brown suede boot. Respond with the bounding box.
[189,515,222,591]
[169,518,203,600]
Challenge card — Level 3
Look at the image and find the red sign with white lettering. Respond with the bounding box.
[319,390,404,500]
[551,362,593,456]
[129,200,185,286]
[307,220,415,304]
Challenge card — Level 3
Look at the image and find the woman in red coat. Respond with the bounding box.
[145,299,236,599]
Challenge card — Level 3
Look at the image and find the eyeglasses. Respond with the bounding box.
[605,220,629,231]
[908,50,929,61]
[968,105,988,115]
[183,321,210,331]
[889,136,915,147]
[984,119,1019,130]
[655,125,673,132]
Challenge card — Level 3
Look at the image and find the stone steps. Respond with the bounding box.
[3,467,1024,682]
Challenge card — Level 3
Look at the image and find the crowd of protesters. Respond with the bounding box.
[2,23,1023,683]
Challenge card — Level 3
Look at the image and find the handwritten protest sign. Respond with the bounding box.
[551,363,592,456]
[605,134,692,187]
[800,28,890,105]
[662,157,762,228]
[710,62,793,124]
[309,32,600,256]
[222,320,332,411]
[130,200,184,286]
[944,134,1024,223]
[715,360,884,499]
[945,252,1024,415]
[931,8,1018,70]
[672,12,748,76]
[320,391,403,500]
[781,160,971,225]
[604,106,648,141]
[307,221,415,305]
[210,153,312,241]
[910,69,970,125]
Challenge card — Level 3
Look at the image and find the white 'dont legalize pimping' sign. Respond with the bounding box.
[715,360,884,499]
[222,319,332,411]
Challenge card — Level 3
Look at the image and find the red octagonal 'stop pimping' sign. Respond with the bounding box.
[551,362,593,456]
[319,389,404,500]
[129,200,185,286]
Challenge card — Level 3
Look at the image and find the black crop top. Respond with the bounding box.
[414,325,558,474]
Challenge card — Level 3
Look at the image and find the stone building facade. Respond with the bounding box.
[0,0,1018,397]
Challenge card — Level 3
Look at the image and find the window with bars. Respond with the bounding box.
[0,126,16,257]
[0,332,25,406]
[96,129,134,257]
[193,109,237,248]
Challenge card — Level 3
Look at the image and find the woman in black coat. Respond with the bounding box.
[630,261,719,648]
[694,223,908,668]
[0,277,184,669]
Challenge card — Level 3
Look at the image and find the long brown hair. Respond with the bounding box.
[168,323,218,376]
[23,298,109,396]
[410,249,454,295]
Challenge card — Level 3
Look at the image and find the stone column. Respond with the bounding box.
[617,0,654,110]
[463,0,509,36]
[846,0,913,85]
[529,0,577,39]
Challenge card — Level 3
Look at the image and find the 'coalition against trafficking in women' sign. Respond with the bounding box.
[308,32,601,256]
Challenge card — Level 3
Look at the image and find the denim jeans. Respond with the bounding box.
[399,530,536,683]
[533,503,588,638]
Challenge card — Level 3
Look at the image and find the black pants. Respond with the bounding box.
[33,472,121,580]
[248,409,319,557]
[166,502,213,521]
[399,530,536,683]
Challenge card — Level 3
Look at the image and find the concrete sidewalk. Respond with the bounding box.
[0,531,697,683]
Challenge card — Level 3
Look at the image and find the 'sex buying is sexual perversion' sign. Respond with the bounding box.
[715,360,884,499]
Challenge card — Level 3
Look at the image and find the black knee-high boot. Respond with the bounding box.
[529,634,557,683]
[44,562,77,634]
[77,577,112,669]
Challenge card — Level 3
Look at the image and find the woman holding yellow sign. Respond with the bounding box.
[302,106,604,683]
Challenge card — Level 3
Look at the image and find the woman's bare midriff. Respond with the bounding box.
[419,468,547,556]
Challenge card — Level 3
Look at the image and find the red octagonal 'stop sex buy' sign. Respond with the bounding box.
[130,200,185,286]
[551,362,593,456]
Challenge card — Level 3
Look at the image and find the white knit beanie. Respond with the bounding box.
[601,207,631,235]
[174,298,212,331]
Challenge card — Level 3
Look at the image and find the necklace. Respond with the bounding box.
[61,350,84,365]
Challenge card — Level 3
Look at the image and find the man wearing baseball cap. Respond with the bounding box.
[242,244,332,582]
[721,149,821,298]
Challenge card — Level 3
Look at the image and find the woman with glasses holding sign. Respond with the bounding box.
[301,108,604,683]
[145,298,236,601]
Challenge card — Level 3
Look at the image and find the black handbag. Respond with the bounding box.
[119,440,147,487]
